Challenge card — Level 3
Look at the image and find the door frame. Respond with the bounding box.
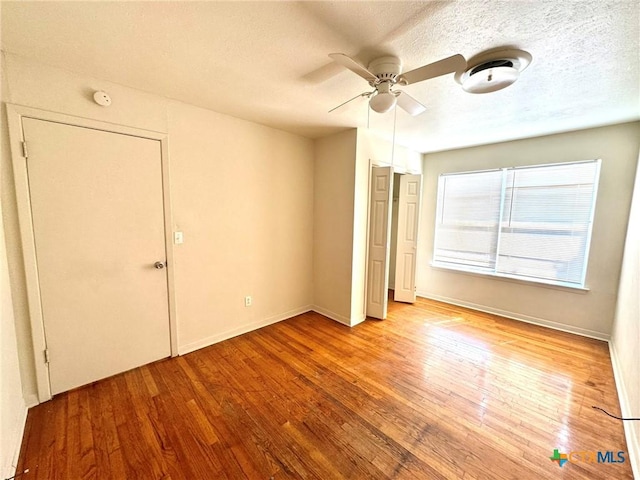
[7,104,178,403]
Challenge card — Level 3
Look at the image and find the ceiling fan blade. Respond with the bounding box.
[329,53,378,83]
[399,54,466,85]
[396,91,427,116]
[328,91,372,113]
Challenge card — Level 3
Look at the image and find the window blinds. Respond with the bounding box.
[434,170,504,271]
[433,160,600,288]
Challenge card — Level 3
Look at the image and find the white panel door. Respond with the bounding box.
[394,174,422,303]
[23,118,171,395]
[366,166,393,319]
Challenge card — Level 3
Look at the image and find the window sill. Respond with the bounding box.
[429,263,590,294]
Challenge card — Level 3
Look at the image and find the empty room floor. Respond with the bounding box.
[16,297,632,479]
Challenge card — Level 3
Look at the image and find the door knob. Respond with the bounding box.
[154,261,166,269]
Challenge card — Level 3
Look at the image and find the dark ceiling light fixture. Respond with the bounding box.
[455,48,532,94]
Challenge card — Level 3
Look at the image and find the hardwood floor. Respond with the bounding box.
[17,297,632,479]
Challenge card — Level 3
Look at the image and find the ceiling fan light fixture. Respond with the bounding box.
[462,65,520,94]
[456,48,532,94]
[369,91,397,113]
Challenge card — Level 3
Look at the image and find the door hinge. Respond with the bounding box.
[44,349,50,364]
[22,141,29,159]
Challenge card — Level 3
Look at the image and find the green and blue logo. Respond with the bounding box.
[550,449,568,467]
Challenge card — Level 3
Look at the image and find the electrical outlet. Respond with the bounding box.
[244,296,252,307]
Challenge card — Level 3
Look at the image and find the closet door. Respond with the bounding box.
[24,118,171,395]
[394,174,422,303]
[366,166,393,319]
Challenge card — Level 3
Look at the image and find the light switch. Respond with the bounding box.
[174,231,184,244]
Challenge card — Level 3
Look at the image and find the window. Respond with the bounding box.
[433,160,601,288]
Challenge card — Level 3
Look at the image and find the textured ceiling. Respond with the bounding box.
[1,1,639,152]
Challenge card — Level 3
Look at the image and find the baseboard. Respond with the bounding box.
[416,292,610,341]
[2,400,28,480]
[310,305,352,326]
[609,341,639,479]
[178,305,313,355]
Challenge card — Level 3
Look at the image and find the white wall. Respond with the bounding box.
[350,129,372,324]
[610,151,640,478]
[313,128,422,325]
[313,130,357,325]
[418,122,640,339]
[356,128,422,174]
[1,52,314,400]
[169,102,314,352]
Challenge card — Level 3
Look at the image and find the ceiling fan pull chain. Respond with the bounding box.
[392,105,397,166]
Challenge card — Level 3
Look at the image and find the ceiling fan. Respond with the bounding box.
[328,53,466,115]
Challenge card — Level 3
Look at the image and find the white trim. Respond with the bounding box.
[6,104,179,403]
[580,159,601,287]
[2,401,28,480]
[416,291,610,341]
[7,103,167,137]
[178,305,313,355]
[7,105,52,401]
[311,305,352,326]
[609,341,640,479]
[23,394,39,409]
[362,159,373,322]
[160,136,179,357]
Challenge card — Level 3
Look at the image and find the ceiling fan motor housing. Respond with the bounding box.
[368,56,403,84]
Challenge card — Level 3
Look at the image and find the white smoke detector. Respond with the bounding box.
[93,90,112,106]
[456,48,532,94]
